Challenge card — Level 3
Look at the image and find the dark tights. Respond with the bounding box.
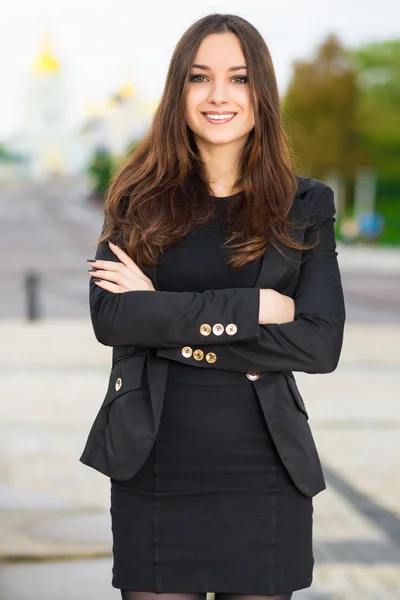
[120,592,293,600]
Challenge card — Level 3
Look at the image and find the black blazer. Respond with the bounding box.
[80,176,346,497]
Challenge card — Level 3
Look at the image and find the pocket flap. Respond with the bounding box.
[102,353,147,408]
[285,373,309,419]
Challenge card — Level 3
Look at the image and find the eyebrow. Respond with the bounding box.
[191,64,247,72]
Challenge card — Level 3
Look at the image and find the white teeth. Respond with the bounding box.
[204,113,235,120]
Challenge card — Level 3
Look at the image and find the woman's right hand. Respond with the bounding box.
[88,241,156,294]
[258,288,295,325]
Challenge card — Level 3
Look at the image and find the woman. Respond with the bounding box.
[81,13,346,600]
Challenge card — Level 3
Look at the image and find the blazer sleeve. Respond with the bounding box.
[156,185,346,374]
[89,235,261,348]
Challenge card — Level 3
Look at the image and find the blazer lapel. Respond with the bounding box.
[141,175,315,292]
[254,176,315,289]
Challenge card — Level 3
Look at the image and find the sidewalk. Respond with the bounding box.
[0,483,111,560]
[337,242,400,274]
[0,320,399,599]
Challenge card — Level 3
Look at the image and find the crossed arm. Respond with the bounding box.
[89,184,345,374]
[156,185,345,374]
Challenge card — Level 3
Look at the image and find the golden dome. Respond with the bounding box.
[119,82,134,98]
[34,36,59,75]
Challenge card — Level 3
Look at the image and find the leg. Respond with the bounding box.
[121,593,207,600]
[215,594,293,600]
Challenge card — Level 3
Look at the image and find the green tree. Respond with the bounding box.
[282,34,364,208]
[351,40,400,243]
[88,146,114,203]
[351,40,400,180]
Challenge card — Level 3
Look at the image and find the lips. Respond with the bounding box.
[201,112,237,125]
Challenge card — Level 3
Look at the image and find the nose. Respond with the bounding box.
[207,79,230,105]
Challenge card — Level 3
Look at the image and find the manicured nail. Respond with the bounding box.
[88,269,97,272]
[93,278,102,282]
[87,259,96,263]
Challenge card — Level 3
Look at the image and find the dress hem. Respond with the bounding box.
[111,576,314,594]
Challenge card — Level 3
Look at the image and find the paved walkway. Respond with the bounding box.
[0,320,399,599]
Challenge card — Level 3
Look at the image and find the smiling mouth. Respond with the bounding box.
[201,112,237,124]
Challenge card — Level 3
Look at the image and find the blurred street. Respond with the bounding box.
[0,179,399,599]
[1,179,400,322]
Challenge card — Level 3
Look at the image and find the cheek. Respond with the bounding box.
[238,93,255,126]
[185,87,203,115]
[239,88,253,110]
[184,93,194,127]
[247,108,255,127]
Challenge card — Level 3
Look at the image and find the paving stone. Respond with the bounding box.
[0,483,82,512]
[0,559,337,600]
[0,559,119,600]
[27,512,112,546]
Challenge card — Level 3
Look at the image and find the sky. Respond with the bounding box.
[1,0,399,139]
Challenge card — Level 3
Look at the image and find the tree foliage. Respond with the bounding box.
[282,35,400,215]
[351,40,400,179]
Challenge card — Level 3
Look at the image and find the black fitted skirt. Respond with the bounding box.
[110,362,314,594]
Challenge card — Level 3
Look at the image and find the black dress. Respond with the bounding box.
[110,192,314,595]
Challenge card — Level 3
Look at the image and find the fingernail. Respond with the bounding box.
[87,259,95,263]
[93,278,102,282]
[88,269,97,272]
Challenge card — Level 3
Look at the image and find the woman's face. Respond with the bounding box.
[184,32,255,149]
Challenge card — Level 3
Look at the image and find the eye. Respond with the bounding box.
[189,74,207,83]
[232,76,248,84]
[188,74,248,84]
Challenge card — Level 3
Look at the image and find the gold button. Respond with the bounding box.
[226,323,238,335]
[206,352,217,363]
[212,324,224,336]
[181,346,193,358]
[115,377,122,391]
[193,349,204,361]
[246,371,260,381]
[200,324,211,336]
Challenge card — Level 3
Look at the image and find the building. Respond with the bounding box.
[4,35,157,182]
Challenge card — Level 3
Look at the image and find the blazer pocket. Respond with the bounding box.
[102,353,147,408]
[284,372,309,420]
[80,352,150,480]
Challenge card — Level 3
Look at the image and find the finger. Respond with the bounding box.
[108,242,142,274]
[89,259,122,272]
[92,255,144,279]
[90,269,127,286]
[90,265,149,289]
[93,279,126,294]
[108,241,139,268]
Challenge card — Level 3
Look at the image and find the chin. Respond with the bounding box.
[197,131,243,146]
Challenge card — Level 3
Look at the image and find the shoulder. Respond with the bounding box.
[295,175,329,198]
[294,175,335,218]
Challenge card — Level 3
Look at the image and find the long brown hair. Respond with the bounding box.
[98,13,316,269]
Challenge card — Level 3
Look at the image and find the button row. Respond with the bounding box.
[199,323,238,336]
[181,346,260,380]
[181,346,217,363]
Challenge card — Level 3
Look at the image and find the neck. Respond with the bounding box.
[195,136,245,197]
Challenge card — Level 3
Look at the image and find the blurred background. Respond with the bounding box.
[0,1,399,598]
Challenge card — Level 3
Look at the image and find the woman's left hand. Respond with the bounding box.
[88,241,156,293]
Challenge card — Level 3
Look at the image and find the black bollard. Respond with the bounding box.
[25,271,41,321]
